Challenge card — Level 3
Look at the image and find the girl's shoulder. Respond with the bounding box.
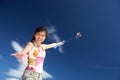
[41,44,48,47]
[26,42,34,47]
[41,44,47,49]
[41,44,46,47]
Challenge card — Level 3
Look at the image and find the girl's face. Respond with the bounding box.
[34,31,46,43]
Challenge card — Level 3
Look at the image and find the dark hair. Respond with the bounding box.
[31,26,48,42]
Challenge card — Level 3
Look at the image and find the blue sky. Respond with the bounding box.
[0,0,120,80]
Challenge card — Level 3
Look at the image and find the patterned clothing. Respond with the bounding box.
[22,44,46,80]
[26,45,46,73]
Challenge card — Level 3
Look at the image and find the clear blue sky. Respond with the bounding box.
[0,0,120,80]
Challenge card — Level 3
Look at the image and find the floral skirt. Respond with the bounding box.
[22,69,42,80]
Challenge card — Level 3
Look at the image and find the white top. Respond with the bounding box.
[26,45,46,73]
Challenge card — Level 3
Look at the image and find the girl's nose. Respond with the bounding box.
[39,36,42,38]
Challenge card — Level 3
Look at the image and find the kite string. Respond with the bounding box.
[65,36,76,43]
[54,32,81,49]
[65,32,81,43]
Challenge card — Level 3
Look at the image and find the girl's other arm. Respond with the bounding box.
[42,41,64,49]
[11,42,33,63]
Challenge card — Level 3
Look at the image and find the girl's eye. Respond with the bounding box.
[42,35,45,37]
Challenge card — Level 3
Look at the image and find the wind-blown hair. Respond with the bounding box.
[31,26,48,42]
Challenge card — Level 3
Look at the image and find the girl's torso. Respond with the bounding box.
[26,43,46,73]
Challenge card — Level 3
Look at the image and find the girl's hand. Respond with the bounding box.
[62,40,65,44]
[11,53,24,63]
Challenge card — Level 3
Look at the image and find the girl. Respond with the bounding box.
[11,26,64,80]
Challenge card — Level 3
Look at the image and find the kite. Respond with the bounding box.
[76,32,81,39]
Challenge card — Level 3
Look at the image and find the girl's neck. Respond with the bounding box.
[34,41,41,47]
